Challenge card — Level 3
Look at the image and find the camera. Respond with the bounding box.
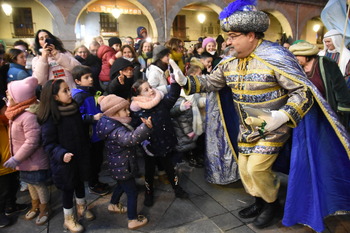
[45,38,55,46]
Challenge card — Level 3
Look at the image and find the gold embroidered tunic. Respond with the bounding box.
[186,47,313,156]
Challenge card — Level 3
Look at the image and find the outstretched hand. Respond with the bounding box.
[141,116,153,128]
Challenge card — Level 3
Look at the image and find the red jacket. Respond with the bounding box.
[97,45,116,82]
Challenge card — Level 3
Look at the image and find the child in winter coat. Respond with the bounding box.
[96,94,152,230]
[130,78,189,207]
[71,65,109,196]
[107,58,135,100]
[4,77,50,225]
[6,48,32,83]
[36,79,94,233]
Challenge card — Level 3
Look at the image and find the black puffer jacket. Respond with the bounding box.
[170,97,196,152]
[131,82,181,156]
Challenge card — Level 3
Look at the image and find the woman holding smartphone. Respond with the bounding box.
[32,29,80,89]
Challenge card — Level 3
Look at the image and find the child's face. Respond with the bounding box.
[121,66,134,78]
[75,73,93,87]
[201,57,213,69]
[76,47,88,60]
[139,82,155,98]
[122,47,133,58]
[112,44,121,52]
[113,107,130,118]
[206,42,216,52]
[142,43,152,53]
[5,90,16,106]
[160,53,170,64]
[54,82,72,105]
[16,52,27,67]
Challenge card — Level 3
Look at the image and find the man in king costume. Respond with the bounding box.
[173,0,350,231]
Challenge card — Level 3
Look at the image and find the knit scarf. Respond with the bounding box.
[58,102,78,116]
[171,51,185,72]
[4,96,37,120]
[130,88,164,111]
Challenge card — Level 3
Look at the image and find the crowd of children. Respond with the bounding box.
[0,31,213,232]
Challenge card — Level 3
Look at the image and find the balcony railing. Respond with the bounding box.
[10,22,36,38]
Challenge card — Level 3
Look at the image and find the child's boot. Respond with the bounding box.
[108,203,127,214]
[63,211,83,233]
[128,215,148,230]
[36,203,50,225]
[25,199,40,220]
[76,201,95,221]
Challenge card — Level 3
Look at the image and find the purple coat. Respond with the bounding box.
[9,110,49,171]
[96,116,151,180]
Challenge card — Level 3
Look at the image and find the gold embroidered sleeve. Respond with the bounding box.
[183,65,227,95]
[276,73,314,127]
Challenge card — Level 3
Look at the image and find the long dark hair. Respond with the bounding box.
[36,79,65,124]
[34,29,67,55]
[131,79,147,96]
[5,48,24,63]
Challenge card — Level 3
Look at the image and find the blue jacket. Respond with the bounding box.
[96,116,151,180]
[72,86,102,143]
[7,63,32,83]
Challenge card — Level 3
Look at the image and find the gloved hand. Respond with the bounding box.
[169,59,187,86]
[4,157,19,169]
[258,110,289,132]
[180,100,192,111]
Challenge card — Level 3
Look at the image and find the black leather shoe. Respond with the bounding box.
[238,198,264,219]
[253,200,280,228]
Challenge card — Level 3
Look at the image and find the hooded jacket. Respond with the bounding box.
[97,45,116,82]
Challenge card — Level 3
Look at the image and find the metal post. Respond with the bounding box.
[164,0,167,42]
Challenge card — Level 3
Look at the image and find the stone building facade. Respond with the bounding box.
[0,0,327,50]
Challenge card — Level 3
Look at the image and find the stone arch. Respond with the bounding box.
[263,10,293,40]
[35,0,66,36]
[166,0,226,41]
[70,0,161,42]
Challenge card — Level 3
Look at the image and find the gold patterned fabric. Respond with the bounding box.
[191,47,313,156]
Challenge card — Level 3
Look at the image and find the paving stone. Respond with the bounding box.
[190,194,228,218]
[152,197,205,231]
[153,219,222,233]
[210,212,243,231]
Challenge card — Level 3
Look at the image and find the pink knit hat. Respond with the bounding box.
[7,77,38,103]
[98,95,130,117]
[202,37,216,49]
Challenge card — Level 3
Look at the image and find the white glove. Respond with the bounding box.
[174,70,188,86]
[169,59,187,86]
[258,110,289,132]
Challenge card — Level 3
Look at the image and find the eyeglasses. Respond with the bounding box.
[227,33,243,40]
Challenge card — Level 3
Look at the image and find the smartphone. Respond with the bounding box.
[45,38,55,46]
